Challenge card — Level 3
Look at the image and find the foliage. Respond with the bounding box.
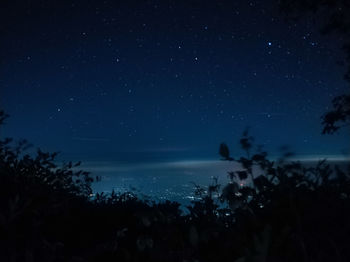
[1,109,350,262]
[214,130,350,262]
[322,94,350,133]
[0,110,9,126]
[279,0,350,134]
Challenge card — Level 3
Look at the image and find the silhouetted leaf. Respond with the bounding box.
[236,171,248,180]
[219,143,233,160]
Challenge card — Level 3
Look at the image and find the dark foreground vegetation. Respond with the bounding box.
[1,111,350,262]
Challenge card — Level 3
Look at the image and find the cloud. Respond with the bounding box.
[292,154,350,162]
[80,155,350,174]
[80,159,236,173]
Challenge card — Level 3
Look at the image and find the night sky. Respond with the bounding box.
[1,0,349,167]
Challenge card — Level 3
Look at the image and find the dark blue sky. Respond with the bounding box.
[1,0,349,163]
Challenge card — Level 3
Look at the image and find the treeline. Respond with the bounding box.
[1,111,350,262]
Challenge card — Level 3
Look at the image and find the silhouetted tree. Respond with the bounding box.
[280,0,350,134]
[1,106,350,261]
[216,130,350,261]
[0,110,8,125]
[219,143,233,160]
[322,94,350,133]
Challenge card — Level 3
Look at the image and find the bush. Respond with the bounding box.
[1,111,350,262]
